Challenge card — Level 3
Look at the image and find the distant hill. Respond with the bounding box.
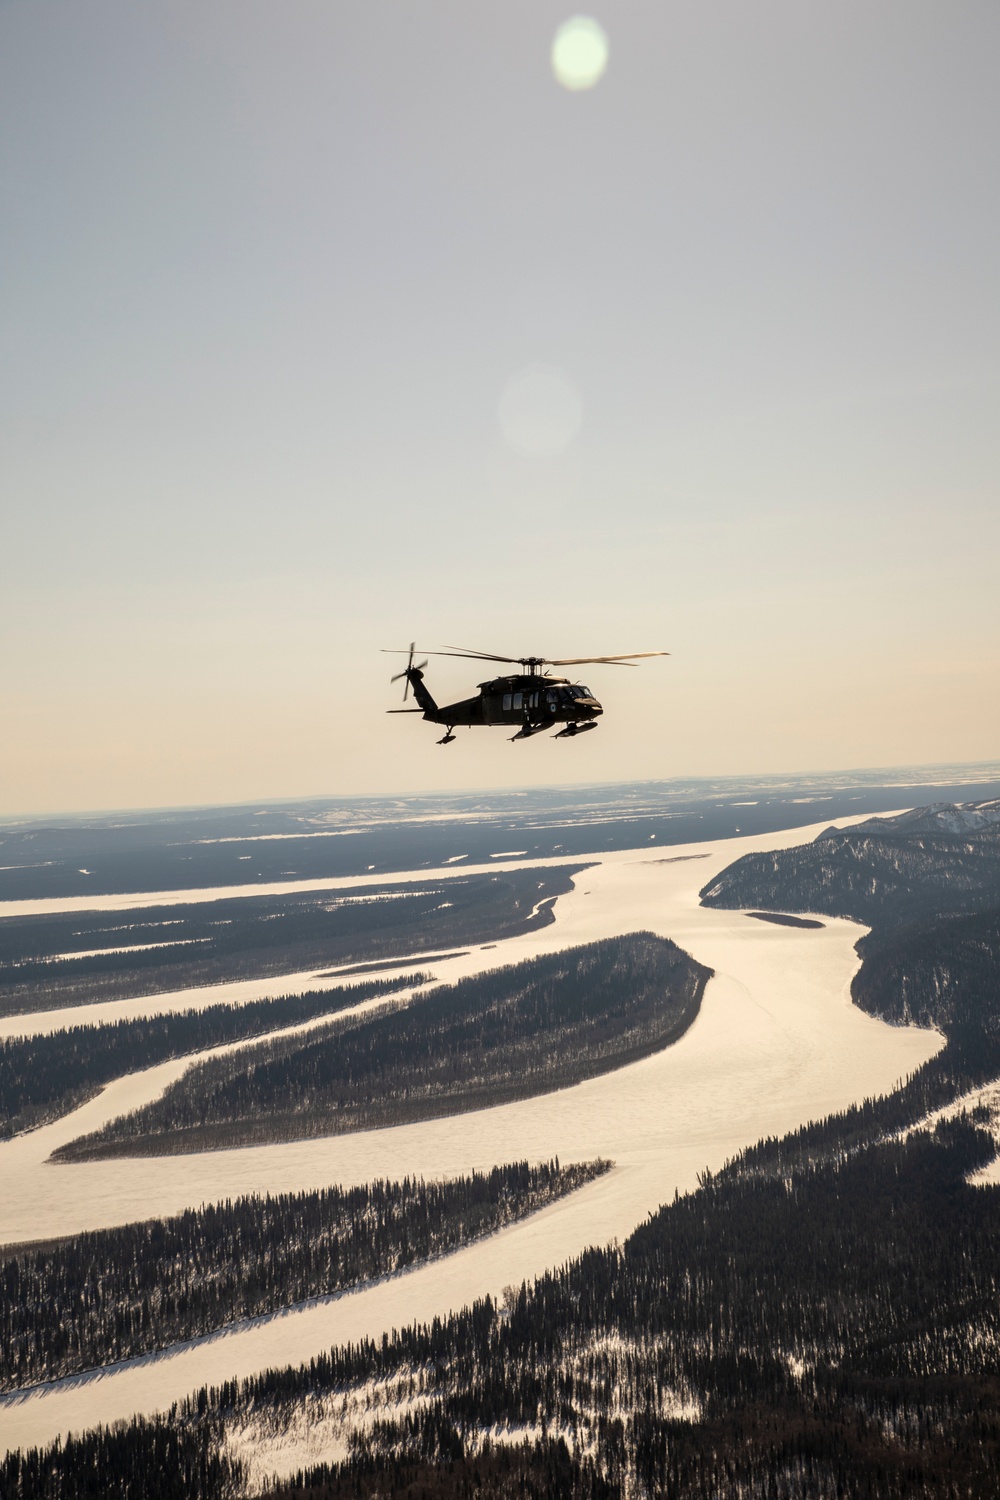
[830,799,1000,838]
[700,800,1000,928]
[5,770,1000,901]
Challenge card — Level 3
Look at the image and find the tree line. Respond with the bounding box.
[1,1158,606,1391]
[0,867,580,1014]
[58,934,711,1160]
[0,973,423,1139]
[8,1120,1000,1497]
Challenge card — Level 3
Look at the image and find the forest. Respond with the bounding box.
[853,907,1000,1032]
[57,934,711,1159]
[0,973,423,1138]
[0,866,581,1015]
[7,1118,1000,1497]
[1,1158,606,1391]
[700,802,1000,929]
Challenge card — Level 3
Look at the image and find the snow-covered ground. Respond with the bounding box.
[0,853,590,921]
[0,956,457,1042]
[0,816,943,1459]
[906,1078,1000,1188]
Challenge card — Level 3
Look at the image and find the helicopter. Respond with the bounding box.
[383,644,669,745]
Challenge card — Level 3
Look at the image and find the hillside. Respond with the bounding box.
[699,800,1000,928]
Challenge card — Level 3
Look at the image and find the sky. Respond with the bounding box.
[1,0,998,816]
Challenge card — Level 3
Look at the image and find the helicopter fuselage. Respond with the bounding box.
[401,668,602,741]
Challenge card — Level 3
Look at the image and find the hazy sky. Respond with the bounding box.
[2,0,998,815]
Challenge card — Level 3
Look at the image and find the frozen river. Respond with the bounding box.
[0,816,942,1457]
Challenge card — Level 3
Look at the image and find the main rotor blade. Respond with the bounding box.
[385,645,670,667]
[439,646,671,667]
[383,645,515,665]
[546,652,671,666]
[438,645,522,663]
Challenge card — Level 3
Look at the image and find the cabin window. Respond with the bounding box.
[512,692,523,711]
[546,689,557,702]
[502,693,512,711]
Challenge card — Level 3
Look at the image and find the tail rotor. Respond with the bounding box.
[389,642,428,702]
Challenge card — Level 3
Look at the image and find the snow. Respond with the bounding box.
[0,855,590,921]
[222,1371,444,1488]
[224,1397,352,1490]
[189,830,363,843]
[0,814,942,1459]
[24,939,212,964]
[0,955,457,1042]
[0,981,426,1176]
[913,1078,1000,1188]
[878,800,1000,836]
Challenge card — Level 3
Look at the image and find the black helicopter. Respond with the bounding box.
[384,644,669,744]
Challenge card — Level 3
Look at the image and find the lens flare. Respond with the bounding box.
[551,16,609,91]
[498,367,583,456]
